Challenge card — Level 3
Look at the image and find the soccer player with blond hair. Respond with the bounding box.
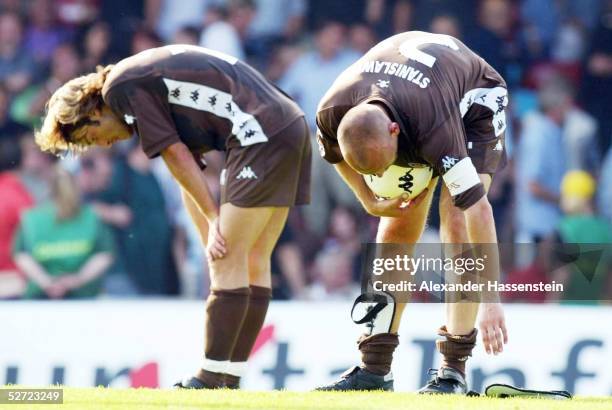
[36,45,311,389]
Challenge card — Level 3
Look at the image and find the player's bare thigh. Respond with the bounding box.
[185,202,290,289]
[247,207,290,288]
[209,203,276,289]
[376,176,439,244]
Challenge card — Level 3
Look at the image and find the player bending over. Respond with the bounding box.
[36,45,311,389]
[315,31,508,394]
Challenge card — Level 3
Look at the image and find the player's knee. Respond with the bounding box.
[440,211,467,243]
[248,250,270,278]
[209,253,249,283]
[378,219,422,243]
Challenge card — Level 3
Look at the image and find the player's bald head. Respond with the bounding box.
[337,103,399,175]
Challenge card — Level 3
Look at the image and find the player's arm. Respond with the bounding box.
[318,130,425,217]
[435,143,507,353]
[334,160,379,208]
[463,190,502,291]
[335,160,427,217]
[180,186,209,247]
[162,142,217,221]
[455,183,508,354]
[161,141,226,259]
[441,161,500,276]
[464,194,498,244]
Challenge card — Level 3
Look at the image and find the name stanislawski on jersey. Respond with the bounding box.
[360,60,431,89]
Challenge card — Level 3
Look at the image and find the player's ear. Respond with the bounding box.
[388,122,400,138]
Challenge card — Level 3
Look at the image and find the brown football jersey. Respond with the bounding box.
[102,45,304,162]
[316,31,508,209]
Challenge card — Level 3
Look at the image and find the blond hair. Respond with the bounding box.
[35,65,114,154]
[51,166,81,221]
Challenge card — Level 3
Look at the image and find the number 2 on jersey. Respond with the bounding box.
[399,33,459,68]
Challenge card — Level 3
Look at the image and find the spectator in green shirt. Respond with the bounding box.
[13,166,114,299]
[548,170,612,303]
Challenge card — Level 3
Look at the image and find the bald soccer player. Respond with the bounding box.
[315,31,508,393]
[35,45,311,389]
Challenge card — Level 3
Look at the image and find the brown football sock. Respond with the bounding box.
[435,326,477,377]
[198,287,250,387]
[225,285,272,388]
[357,333,399,376]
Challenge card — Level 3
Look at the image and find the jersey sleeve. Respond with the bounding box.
[420,115,485,210]
[315,108,344,164]
[104,79,180,159]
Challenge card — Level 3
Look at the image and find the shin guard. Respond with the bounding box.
[351,293,399,376]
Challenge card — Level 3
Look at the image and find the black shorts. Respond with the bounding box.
[220,116,311,207]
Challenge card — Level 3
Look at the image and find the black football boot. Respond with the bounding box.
[418,367,468,394]
[315,366,394,391]
[173,376,220,389]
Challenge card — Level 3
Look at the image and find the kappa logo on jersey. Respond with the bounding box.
[124,114,136,124]
[236,166,257,180]
[376,79,390,88]
[442,156,458,171]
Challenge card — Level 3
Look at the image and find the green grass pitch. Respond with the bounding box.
[6,388,612,410]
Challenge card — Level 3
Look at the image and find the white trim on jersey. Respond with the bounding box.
[162,78,268,147]
[163,44,238,65]
[459,86,508,137]
[442,157,481,196]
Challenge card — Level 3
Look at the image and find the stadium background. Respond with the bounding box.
[0,0,611,395]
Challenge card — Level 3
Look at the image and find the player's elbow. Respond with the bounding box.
[161,141,192,164]
[161,142,196,179]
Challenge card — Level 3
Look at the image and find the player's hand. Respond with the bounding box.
[364,188,429,217]
[479,302,508,355]
[206,217,227,261]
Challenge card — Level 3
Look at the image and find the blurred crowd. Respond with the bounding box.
[0,0,610,302]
